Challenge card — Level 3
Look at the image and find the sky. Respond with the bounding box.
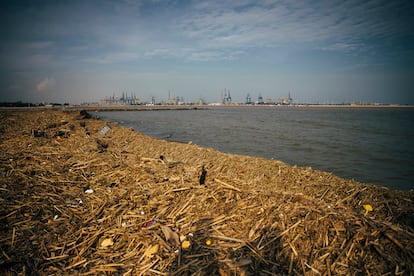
[0,0,413,104]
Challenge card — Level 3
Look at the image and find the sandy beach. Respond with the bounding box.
[1,109,413,275]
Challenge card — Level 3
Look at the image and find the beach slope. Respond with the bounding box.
[0,109,413,275]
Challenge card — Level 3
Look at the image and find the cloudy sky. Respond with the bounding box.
[1,0,413,104]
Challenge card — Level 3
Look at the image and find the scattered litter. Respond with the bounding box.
[80,110,91,119]
[65,199,83,206]
[101,238,114,248]
[199,166,207,185]
[99,125,111,137]
[168,161,182,168]
[160,225,180,247]
[54,130,70,138]
[363,204,373,212]
[142,220,156,228]
[1,109,413,275]
[181,240,191,250]
[32,130,45,137]
[96,139,109,152]
[84,188,94,194]
[145,244,159,258]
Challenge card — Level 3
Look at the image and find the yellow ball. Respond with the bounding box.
[181,240,191,249]
[205,239,212,246]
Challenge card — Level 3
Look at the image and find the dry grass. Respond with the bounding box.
[0,109,413,275]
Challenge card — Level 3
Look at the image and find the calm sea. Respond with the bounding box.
[96,106,414,190]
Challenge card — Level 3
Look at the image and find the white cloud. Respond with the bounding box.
[178,0,412,52]
[36,77,56,92]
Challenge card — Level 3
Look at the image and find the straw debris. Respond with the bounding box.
[0,109,413,275]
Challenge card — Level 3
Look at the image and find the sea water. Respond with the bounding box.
[97,106,414,190]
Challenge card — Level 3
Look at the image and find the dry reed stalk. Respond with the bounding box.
[213,178,242,192]
[1,109,413,275]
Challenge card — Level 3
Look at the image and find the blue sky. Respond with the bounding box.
[0,0,413,104]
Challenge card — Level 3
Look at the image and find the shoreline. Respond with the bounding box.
[1,103,413,113]
[1,109,413,274]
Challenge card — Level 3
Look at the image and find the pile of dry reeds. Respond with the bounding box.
[0,109,413,275]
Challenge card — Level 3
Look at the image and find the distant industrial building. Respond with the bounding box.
[101,92,140,105]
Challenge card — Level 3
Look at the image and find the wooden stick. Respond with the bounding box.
[11,227,15,248]
[336,187,367,205]
[384,232,405,251]
[64,259,87,270]
[214,178,241,192]
[258,221,301,250]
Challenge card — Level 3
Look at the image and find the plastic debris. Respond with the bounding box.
[363,204,373,212]
[65,199,83,206]
[32,130,45,137]
[101,238,114,248]
[99,125,111,137]
[142,220,156,228]
[205,239,212,246]
[199,166,207,185]
[145,244,159,258]
[181,240,191,250]
[84,188,94,194]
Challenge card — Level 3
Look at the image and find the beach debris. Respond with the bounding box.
[32,130,45,137]
[168,161,183,168]
[101,238,114,248]
[160,225,180,247]
[181,240,191,250]
[199,165,207,185]
[54,130,70,138]
[46,121,68,129]
[1,109,414,275]
[142,220,156,228]
[363,204,374,215]
[84,188,94,194]
[99,124,111,137]
[80,110,91,119]
[145,244,159,258]
[96,139,109,152]
[363,204,373,212]
[65,199,83,206]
